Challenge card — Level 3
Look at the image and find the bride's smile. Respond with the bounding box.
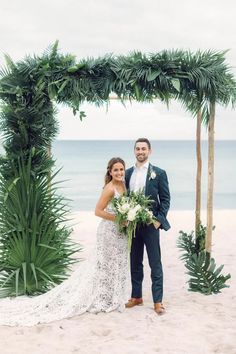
[109,162,125,182]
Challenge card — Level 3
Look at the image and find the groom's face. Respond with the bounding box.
[134,142,151,163]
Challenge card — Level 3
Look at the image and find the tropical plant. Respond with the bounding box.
[0,151,79,297]
[177,225,230,294]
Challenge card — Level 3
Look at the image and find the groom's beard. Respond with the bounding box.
[136,155,148,163]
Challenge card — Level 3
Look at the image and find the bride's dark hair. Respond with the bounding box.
[104,157,125,185]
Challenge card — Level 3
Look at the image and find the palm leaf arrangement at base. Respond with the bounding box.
[0,151,80,297]
[177,225,230,295]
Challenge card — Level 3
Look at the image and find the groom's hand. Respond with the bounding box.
[153,220,161,229]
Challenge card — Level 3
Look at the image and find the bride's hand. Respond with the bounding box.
[122,220,129,227]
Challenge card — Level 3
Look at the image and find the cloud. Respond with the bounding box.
[57,100,236,140]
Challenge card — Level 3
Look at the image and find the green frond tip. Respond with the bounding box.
[43,40,59,59]
[177,230,196,260]
[3,53,16,71]
[79,111,86,121]
[51,40,59,57]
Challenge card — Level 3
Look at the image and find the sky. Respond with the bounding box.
[0,0,236,140]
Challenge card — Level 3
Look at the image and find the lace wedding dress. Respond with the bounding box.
[0,190,129,326]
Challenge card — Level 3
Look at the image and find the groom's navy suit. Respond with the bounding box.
[125,163,170,303]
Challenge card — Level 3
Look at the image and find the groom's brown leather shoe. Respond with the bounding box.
[125,298,143,308]
[154,302,166,315]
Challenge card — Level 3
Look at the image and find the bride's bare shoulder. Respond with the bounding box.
[102,182,115,196]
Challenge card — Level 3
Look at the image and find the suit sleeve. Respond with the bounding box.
[156,170,170,230]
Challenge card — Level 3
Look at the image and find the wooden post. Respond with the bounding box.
[195,110,202,237]
[206,102,215,254]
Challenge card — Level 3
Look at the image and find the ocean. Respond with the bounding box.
[0,139,234,211]
[49,140,236,212]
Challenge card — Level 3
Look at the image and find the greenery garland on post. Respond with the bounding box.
[0,42,235,297]
[0,43,81,297]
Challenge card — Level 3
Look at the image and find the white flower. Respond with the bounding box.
[127,208,137,221]
[147,210,153,218]
[149,171,156,180]
[118,203,130,214]
[133,204,141,212]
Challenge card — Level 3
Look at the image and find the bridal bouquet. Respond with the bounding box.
[112,191,156,251]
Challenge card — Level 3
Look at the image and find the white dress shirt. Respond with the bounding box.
[129,162,149,192]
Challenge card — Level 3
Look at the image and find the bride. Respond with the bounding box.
[0,157,129,326]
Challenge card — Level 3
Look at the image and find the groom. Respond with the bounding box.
[125,138,170,315]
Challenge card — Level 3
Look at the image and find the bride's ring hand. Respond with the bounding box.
[122,220,129,227]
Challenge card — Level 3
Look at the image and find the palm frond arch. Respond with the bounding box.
[0,41,235,296]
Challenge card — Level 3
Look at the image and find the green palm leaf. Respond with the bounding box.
[177,227,231,295]
[0,153,80,297]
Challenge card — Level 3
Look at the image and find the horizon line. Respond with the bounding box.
[55,138,236,141]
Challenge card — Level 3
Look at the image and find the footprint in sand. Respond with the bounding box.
[91,329,111,336]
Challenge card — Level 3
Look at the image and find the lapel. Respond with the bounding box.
[126,167,134,190]
[144,163,152,196]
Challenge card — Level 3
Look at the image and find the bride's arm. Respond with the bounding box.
[95,184,116,221]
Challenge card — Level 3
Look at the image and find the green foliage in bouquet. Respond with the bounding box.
[0,152,80,297]
[112,190,156,251]
[128,191,155,224]
[177,225,230,295]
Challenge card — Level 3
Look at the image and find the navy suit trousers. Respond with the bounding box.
[130,224,163,303]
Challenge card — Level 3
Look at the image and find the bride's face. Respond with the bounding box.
[110,162,125,182]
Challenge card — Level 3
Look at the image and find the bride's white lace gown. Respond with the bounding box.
[0,191,129,326]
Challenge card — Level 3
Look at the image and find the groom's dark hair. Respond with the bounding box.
[135,138,151,150]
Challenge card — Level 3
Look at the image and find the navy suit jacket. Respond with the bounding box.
[125,163,171,231]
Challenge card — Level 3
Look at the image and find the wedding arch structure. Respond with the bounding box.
[0,42,235,296]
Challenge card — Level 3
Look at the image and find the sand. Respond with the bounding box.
[0,210,235,354]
